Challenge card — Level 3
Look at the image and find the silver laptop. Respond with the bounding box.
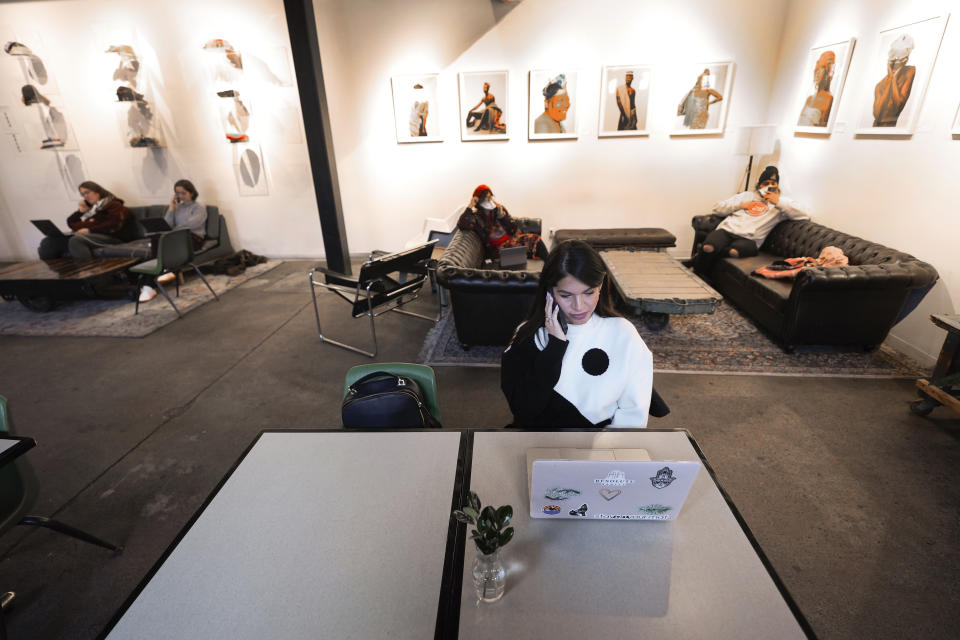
[527,448,701,520]
[498,245,527,269]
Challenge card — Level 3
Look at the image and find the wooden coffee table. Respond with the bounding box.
[0,258,140,311]
[600,250,722,328]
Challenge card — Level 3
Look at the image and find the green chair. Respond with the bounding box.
[342,363,440,427]
[130,228,219,317]
[0,395,122,625]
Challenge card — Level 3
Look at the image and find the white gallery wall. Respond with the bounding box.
[0,0,321,259]
[314,0,790,256]
[766,0,959,364]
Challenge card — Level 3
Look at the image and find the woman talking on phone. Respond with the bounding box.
[500,240,653,428]
[138,179,207,302]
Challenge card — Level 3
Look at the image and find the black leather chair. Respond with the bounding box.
[436,219,542,347]
[690,215,939,350]
[308,241,439,357]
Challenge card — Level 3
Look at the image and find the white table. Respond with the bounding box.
[0,435,34,468]
[456,430,811,639]
[105,430,464,640]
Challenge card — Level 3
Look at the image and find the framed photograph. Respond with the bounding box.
[855,14,949,135]
[391,74,441,143]
[598,65,652,137]
[458,70,508,141]
[528,69,578,140]
[671,61,734,135]
[794,38,856,134]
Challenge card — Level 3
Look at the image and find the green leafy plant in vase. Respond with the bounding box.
[453,491,514,602]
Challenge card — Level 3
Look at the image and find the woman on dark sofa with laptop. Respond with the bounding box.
[38,181,136,260]
[457,184,548,260]
[138,179,207,303]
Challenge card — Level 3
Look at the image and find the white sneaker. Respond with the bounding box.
[157,272,176,284]
[139,285,158,302]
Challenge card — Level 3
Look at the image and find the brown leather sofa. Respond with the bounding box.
[691,215,939,351]
[436,218,542,347]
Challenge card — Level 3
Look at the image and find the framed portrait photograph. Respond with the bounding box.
[391,74,441,143]
[598,65,652,137]
[794,38,856,134]
[528,69,578,140]
[855,14,949,136]
[671,61,734,135]
[458,70,508,141]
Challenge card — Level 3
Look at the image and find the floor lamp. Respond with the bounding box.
[735,125,777,192]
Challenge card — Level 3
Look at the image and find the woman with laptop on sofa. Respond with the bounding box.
[38,181,136,260]
[457,184,547,260]
[501,240,653,428]
[138,179,207,303]
[692,166,809,277]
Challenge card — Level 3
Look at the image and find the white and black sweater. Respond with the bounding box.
[501,314,653,428]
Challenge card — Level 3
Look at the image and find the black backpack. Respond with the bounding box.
[341,371,441,428]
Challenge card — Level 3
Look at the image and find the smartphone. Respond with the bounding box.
[552,301,569,333]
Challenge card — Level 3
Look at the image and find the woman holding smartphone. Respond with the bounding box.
[500,240,653,428]
[139,179,207,302]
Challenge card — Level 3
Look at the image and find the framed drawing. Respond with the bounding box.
[528,69,578,140]
[458,70,508,141]
[391,74,441,143]
[794,38,856,134]
[855,14,949,135]
[672,61,734,135]
[598,65,651,137]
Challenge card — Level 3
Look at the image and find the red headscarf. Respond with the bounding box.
[472,184,492,200]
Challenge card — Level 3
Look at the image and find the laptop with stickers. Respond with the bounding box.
[527,448,701,520]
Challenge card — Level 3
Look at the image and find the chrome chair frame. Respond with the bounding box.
[308,240,439,358]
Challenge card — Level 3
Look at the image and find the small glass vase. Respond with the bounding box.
[472,548,506,602]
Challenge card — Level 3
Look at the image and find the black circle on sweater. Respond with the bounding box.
[582,348,609,376]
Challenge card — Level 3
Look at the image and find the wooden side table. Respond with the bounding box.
[911,314,960,416]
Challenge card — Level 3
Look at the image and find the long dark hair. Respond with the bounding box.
[510,240,619,348]
[78,181,113,201]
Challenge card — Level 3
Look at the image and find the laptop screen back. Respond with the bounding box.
[528,449,701,520]
[499,246,527,268]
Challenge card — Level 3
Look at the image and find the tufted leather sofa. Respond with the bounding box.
[691,215,939,350]
[436,218,542,346]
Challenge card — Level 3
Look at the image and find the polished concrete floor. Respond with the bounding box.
[1,260,958,639]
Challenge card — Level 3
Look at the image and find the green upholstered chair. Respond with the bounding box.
[1,396,122,629]
[130,228,219,317]
[342,363,440,427]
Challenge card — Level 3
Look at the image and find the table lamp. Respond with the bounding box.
[735,125,777,191]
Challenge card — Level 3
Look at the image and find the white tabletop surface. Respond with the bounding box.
[458,430,808,640]
[0,438,17,455]
[107,430,463,640]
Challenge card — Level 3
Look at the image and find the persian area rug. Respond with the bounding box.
[418,303,928,378]
[0,261,281,338]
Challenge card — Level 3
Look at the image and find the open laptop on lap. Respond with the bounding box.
[140,218,172,234]
[31,220,69,237]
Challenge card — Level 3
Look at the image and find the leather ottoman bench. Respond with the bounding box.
[552,228,676,251]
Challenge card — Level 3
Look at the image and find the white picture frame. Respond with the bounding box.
[528,69,578,140]
[854,14,949,136]
[598,65,652,137]
[458,70,509,141]
[391,73,441,143]
[794,38,856,134]
[671,61,734,136]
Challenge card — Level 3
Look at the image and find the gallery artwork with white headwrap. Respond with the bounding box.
[855,14,949,136]
[391,74,442,143]
[528,69,578,140]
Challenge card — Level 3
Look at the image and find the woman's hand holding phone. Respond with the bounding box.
[544,292,568,341]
